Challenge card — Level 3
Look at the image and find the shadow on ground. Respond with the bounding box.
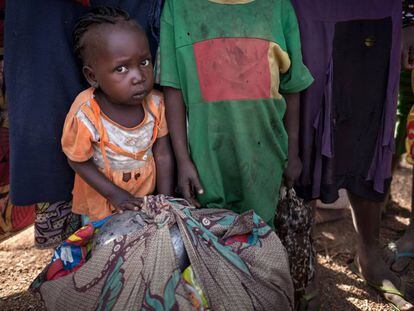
[0,166,412,310]
[315,203,410,310]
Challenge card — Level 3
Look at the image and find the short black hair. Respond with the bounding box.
[72,6,131,62]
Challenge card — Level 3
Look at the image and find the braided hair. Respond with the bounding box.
[73,6,131,62]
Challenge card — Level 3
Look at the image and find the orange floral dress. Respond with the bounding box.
[61,88,168,221]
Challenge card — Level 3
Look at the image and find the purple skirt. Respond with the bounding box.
[292,0,401,202]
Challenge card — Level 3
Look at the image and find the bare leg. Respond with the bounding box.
[348,191,413,309]
[391,168,414,272]
[348,192,384,281]
[382,154,402,215]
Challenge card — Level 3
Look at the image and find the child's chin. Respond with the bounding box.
[125,97,145,106]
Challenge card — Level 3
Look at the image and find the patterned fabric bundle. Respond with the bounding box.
[275,187,315,300]
[42,216,110,281]
[31,195,294,310]
[34,201,81,249]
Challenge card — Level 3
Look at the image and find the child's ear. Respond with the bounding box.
[82,65,99,88]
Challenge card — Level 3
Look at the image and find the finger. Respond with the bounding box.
[114,208,124,214]
[131,198,143,210]
[121,202,139,211]
[189,197,201,208]
[188,185,201,208]
[180,182,193,203]
[191,176,204,195]
[185,184,201,208]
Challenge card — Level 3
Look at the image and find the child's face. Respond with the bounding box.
[83,23,154,106]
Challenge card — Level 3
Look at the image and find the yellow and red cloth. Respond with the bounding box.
[405,71,414,164]
[45,222,98,281]
[0,126,35,240]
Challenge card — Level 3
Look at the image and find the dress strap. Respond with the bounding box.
[82,93,160,178]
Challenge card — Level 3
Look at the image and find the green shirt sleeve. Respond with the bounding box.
[279,0,314,94]
[159,0,181,89]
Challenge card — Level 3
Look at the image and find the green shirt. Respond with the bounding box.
[160,0,313,225]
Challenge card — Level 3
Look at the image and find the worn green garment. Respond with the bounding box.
[160,0,313,225]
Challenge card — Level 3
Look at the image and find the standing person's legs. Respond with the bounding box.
[387,169,414,272]
[348,192,414,309]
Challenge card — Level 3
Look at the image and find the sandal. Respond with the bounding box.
[385,242,414,274]
[348,258,414,310]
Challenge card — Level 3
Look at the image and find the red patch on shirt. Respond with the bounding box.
[194,38,270,102]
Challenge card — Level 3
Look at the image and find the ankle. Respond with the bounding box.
[357,242,381,257]
[356,246,384,268]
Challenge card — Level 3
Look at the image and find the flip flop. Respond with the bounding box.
[348,258,414,311]
[385,242,414,274]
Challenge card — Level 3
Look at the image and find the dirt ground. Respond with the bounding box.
[314,161,413,311]
[0,165,413,310]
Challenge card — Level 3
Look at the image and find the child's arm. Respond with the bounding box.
[164,86,204,207]
[282,92,302,188]
[68,159,143,212]
[152,135,174,195]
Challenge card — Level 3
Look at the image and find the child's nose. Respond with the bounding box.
[132,69,145,84]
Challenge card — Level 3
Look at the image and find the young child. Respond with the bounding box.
[62,7,173,222]
[159,0,313,226]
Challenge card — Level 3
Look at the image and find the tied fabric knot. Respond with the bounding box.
[141,195,175,228]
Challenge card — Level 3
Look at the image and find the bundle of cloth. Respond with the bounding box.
[31,195,294,310]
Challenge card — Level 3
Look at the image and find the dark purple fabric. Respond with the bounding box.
[292,0,402,201]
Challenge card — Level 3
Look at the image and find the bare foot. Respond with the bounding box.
[389,224,414,273]
[357,247,414,310]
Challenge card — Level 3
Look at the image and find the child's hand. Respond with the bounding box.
[177,159,204,207]
[283,155,302,189]
[109,189,143,213]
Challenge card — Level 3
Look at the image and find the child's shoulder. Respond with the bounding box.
[147,89,164,108]
[145,90,166,122]
[66,88,95,120]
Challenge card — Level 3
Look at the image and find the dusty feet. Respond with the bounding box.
[385,224,414,274]
[356,247,414,310]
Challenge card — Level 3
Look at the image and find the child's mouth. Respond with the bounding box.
[132,90,146,100]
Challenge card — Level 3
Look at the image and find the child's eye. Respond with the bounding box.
[140,59,151,67]
[115,66,128,73]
